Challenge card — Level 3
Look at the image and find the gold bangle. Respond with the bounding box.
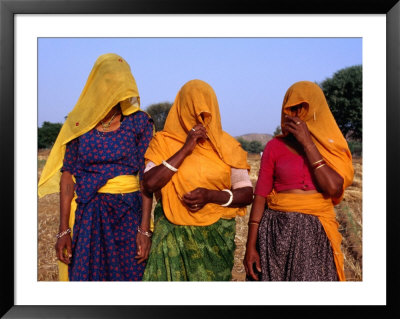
[248,220,260,226]
[248,223,260,227]
[311,158,324,166]
[314,163,326,171]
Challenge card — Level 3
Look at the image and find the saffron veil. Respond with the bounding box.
[144,79,250,226]
[271,81,354,280]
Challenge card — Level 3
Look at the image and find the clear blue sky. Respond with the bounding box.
[38,37,362,136]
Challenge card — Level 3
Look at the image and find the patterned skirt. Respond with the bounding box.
[69,191,146,281]
[257,208,338,281]
[142,201,236,281]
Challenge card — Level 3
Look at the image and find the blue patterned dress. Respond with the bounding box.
[61,111,153,281]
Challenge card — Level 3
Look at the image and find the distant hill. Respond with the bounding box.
[235,133,273,147]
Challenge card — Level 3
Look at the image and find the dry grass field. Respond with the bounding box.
[38,150,362,281]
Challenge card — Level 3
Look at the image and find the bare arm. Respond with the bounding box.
[55,170,75,264]
[135,186,153,263]
[142,124,207,193]
[139,187,153,232]
[284,115,344,197]
[303,142,344,197]
[243,194,265,280]
[182,186,253,212]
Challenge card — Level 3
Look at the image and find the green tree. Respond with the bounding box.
[248,140,263,154]
[273,125,282,137]
[237,138,263,154]
[319,65,362,141]
[146,102,172,131]
[38,121,63,149]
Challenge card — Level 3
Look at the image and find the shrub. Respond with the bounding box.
[38,121,62,149]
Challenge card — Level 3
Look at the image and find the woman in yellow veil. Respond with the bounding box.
[38,53,154,281]
[141,79,253,281]
[244,81,354,281]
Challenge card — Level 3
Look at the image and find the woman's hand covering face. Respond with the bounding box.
[182,124,208,155]
[283,114,313,147]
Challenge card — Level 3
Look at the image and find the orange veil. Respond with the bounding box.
[270,81,354,281]
[280,81,354,204]
[145,79,250,226]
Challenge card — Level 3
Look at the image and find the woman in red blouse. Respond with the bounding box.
[243,81,354,281]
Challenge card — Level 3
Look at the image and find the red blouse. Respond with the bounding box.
[254,137,317,197]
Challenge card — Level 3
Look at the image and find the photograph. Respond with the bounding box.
[1,0,399,317]
[37,37,363,283]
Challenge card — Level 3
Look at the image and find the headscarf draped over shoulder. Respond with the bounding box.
[280,81,354,204]
[38,53,141,198]
[145,79,250,226]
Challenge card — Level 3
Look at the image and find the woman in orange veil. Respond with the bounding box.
[141,79,253,281]
[244,81,354,281]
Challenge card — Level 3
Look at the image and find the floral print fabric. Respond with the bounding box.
[62,111,153,281]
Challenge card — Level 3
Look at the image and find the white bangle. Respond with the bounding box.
[56,228,71,239]
[221,189,233,207]
[137,226,153,238]
[162,160,178,172]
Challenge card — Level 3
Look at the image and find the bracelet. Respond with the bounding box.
[311,158,324,167]
[248,223,260,227]
[314,163,326,171]
[137,226,153,238]
[56,228,71,239]
[162,160,178,172]
[221,189,233,207]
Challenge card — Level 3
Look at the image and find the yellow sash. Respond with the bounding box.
[267,190,346,281]
[58,175,140,281]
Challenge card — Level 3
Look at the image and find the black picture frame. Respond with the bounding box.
[1,0,399,318]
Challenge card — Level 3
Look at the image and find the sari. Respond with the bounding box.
[263,81,354,281]
[38,53,153,280]
[143,79,250,281]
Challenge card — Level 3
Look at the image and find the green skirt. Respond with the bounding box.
[142,201,236,281]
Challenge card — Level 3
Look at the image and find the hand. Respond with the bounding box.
[55,233,72,265]
[135,231,152,264]
[283,115,313,147]
[182,124,208,155]
[182,187,210,212]
[243,245,261,281]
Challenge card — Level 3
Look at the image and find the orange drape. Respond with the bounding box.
[144,79,250,226]
[271,81,354,281]
[280,81,354,204]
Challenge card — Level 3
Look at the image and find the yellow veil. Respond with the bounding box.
[145,79,250,226]
[280,81,354,204]
[38,53,141,197]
